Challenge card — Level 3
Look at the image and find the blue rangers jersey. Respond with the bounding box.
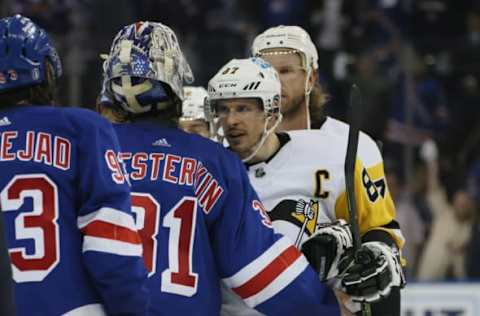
[0,106,149,316]
[113,121,338,316]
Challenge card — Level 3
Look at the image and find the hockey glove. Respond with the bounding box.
[340,241,405,303]
[301,219,353,281]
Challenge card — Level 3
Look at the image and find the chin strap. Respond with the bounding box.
[242,113,282,163]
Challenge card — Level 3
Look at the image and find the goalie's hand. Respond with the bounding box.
[340,241,405,304]
[301,219,353,281]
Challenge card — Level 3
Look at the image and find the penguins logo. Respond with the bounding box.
[269,199,319,237]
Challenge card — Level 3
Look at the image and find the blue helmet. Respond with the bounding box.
[102,21,194,114]
[0,15,62,92]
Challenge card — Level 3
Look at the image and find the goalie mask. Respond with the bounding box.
[102,21,194,114]
[208,57,282,161]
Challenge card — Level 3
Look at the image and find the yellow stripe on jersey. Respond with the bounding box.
[334,159,404,249]
[365,162,385,181]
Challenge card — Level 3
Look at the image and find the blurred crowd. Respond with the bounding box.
[3,0,480,282]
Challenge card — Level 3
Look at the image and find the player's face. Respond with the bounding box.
[178,119,211,139]
[216,98,265,159]
[452,190,475,222]
[260,50,307,116]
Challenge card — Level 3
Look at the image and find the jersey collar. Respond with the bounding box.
[245,132,291,169]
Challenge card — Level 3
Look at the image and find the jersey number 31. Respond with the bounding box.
[132,193,198,297]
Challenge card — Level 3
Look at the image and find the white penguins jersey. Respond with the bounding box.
[247,117,404,249]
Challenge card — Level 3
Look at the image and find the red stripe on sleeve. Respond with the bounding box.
[232,245,301,299]
[81,220,142,244]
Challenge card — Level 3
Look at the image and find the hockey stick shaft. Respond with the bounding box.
[345,91,361,251]
[344,84,371,316]
[294,216,309,248]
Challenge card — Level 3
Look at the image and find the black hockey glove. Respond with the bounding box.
[301,219,353,281]
[340,241,405,303]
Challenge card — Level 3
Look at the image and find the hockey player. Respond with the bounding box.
[0,15,148,316]
[252,25,405,315]
[97,21,340,316]
[251,25,328,131]
[178,86,212,138]
[209,57,405,316]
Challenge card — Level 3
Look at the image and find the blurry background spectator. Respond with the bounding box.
[385,159,425,280]
[346,49,393,143]
[465,196,480,278]
[417,140,475,281]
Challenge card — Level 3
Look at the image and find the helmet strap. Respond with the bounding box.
[242,112,282,163]
[304,68,313,130]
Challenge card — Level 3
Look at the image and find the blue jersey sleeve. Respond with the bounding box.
[212,153,338,315]
[73,113,149,315]
[0,206,14,316]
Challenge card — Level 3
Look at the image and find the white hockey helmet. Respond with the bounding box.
[180,86,209,121]
[251,25,318,73]
[102,21,194,114]
[208,57,281,117]
[208,57,282,162]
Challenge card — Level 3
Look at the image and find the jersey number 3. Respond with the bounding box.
[132,193,198,297]
[0,174,60,283]
[0,176,198,296]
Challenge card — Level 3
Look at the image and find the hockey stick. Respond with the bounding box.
[294,200,314,248]
[344,84,371,316]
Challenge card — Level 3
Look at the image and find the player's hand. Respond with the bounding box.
[301,219,353,281]
[339,241,405,303]
[420,139,438,163]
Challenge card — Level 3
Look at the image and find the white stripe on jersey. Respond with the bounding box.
[78,207,142,256]
[222,236,308,307]
[222,236,292,288]
[243,254,309,307]
[82,236,143,256]
[77,207,136,231]
[63,303,107,316]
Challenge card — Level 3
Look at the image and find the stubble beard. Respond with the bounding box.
[282,93,306,117]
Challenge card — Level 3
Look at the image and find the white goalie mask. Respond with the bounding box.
[102,21,194,114]
[208,57,282,162]
[180,86,209,121]
[251,25,319,74]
